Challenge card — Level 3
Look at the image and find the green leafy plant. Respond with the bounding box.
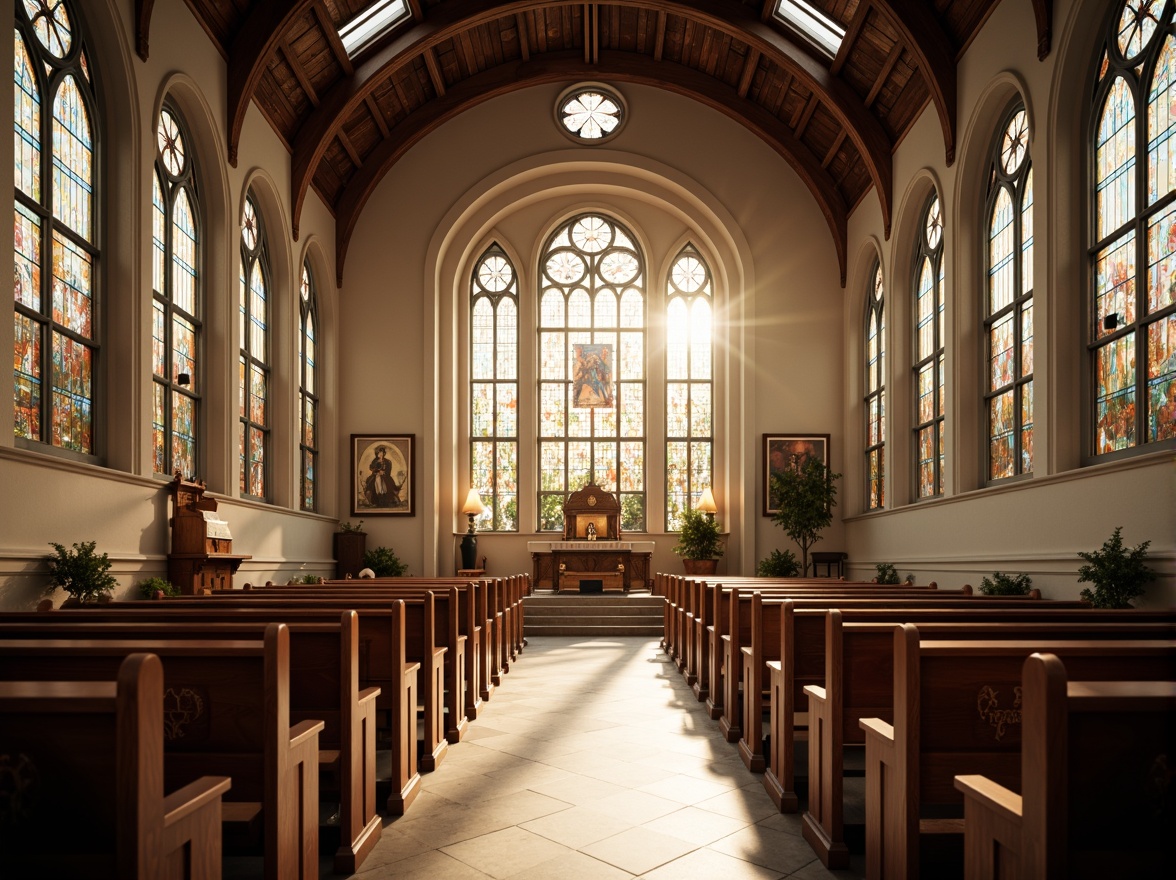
[769,457,842,577]
[757,548,800,577]
[289,574,322,585]
[979,571,1033,596]
[1077,527,1156,609]
[874,562,900,584]
[138,576,179,599]
[672,507,724,561]
[338,520,365,533]
[46,541,117,604]
[364,546,408,577]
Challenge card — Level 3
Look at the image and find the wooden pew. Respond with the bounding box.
[802,611,1176,868]
[0,610,383,873]
[0,625,323,880]
[857,628,1176,879]
[954,653,1176,879]
[0,653,230,879]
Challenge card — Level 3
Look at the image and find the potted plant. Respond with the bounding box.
[769,456,842,577]
[1077,527,1156,608]
[138,575,179,599]
[364,545,408,577]
[757,548,800,577]
[46,541,118,605]
[334,520,367,579]
[979,571,1033,596]
[874,562,900,584]
[673,507,724,575]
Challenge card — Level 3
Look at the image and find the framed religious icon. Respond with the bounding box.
[763,433,829,516]
[351,434,415,516]
[572,343,614,408]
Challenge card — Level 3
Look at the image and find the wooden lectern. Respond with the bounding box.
[167,473,250,594]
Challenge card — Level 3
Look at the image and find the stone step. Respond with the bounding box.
[525,614,662,627]
[525,625,663,637]
[523,593,665,637]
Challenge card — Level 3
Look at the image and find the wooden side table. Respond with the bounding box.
[811,551,847,578]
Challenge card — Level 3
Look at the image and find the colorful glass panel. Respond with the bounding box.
[558,87,623,141]
[1095,334,1137,452]
[1149,36,1176,203]
[1096,232,1137,338]
[239,193,268,498]
[24,0,71,58]
[14,203,40,310]
[51,75,91,242]
[299,263,318,511]
[913,193,944,497]
[172,189,197,315]
[14,312,40,438]
[50,329,90,451]
[14,30,40,201]
[51,229,90,336]
[157,108,185,177]
[1096,78,1136,241]
[989,188,1015,313]
[1148,313,1176,440]
[1147,201,1176,311]
[1117,0,1162,60]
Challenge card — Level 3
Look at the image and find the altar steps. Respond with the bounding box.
[523,593,664,637]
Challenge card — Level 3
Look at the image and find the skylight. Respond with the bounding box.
[772,0,846,58]
[339,0,411,58]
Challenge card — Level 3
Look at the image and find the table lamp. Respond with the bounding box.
[460,489,485,570]
[697,487,718,521]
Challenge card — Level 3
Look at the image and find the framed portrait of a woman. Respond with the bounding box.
[351,434,415,516]
[763,433,829,516]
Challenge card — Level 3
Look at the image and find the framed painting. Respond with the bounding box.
[763,433,830,516]
[351,434,415,516]
[572,343,614,409]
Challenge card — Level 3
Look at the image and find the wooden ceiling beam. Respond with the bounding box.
[822,129,846,169]
[280,38,320,107]
[424,47,447,96]
[516,13,531,61]
[830,1,869,77]
[338,131,362,168]
[653,10,667,61]
[865,41,901,109]
[313,1,354,77]
[365,95,390,139]
[228,0,316,167]
[873,0,957,165]
[737,48,760,99]
[294,0,892,244]
[333,50,849,286]
[135,0,154,61]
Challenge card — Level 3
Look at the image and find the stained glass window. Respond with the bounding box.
[665,246,713,530]
[913,193,946,498]
[299,263,318,512]
[239,194,270,499]
[152,105,201,479]
[470,245,519,531]
[1091,0,1176,454]
[538,214,645,531]
[864,262,885,509]
[13,0,97,454]
[985,106,1034,481]
[556,85,625,142]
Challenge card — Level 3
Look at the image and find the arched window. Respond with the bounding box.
[14,0,99,454]
[538,214,645,531]
[985,105,1034,480]
[299,262,318,511]
[1090,0,1176,455]
[665,245,713,530]
[913,193,946,498]
[864,262,885,509]
[239,194,270,499]
[470,245,519,531]
[152,105,201,479]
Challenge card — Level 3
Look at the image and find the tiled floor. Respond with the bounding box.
[349,636,867,879]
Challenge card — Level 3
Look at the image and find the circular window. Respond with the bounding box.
[555,83,626,144]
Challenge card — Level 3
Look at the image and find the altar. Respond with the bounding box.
[528,483,653,592]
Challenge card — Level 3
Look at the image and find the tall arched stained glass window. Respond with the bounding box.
[14,0,100,454]
[239,194,270,499]
[299,263,318,511]
[152,106,201,479]
[913,193,946,498]
[538,214,645,532]
[665,245,713,530]
[1090,0,1176,455]
[986,106,1034,480]
[864,262,885,509]
[470,245,519,531]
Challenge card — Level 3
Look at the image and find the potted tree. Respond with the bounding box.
[769,456,841,577]
[673,507,724,575]
[46,540,118,606]
[1077,526,1157,608]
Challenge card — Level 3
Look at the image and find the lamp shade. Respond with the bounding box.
[697,487,718,515]
[461,488,486,516]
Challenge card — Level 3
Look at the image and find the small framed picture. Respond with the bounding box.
[351,434,415,516]
[763,433,830,516]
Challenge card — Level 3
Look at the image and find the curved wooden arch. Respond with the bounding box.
[292,0,891,242]
[332,51,849,286]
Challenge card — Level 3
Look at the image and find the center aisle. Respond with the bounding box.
[353,636,865,879]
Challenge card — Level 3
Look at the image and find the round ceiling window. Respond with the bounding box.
[555,83,626,144]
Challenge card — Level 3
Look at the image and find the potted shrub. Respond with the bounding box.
[979,571,1033,596]
[673,507,724,575]
[138,576,179,599]
[364,545,408,577]
[46,541,117,605]
[874,562,900,584]
[334,520,367,579]
[1077,527,1156,608]
[769,457,842,577]
[757,548,800,577]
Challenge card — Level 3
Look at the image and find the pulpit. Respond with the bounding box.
[167,474,250,594]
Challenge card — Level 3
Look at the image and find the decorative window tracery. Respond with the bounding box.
[239,194,270,499]
[913,193,946,498]
[299,263,318,511]
[864,262,885,509]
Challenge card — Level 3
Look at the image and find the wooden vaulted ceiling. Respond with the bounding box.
[139,1,1053,284]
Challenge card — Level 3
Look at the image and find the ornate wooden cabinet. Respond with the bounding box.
[167,474,250,594]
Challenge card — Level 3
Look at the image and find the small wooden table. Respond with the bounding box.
[811,551,848,578]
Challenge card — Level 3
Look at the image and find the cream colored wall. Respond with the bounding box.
[0,0,341,608]
[842,0,1175,606]
[342,82,846,579]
